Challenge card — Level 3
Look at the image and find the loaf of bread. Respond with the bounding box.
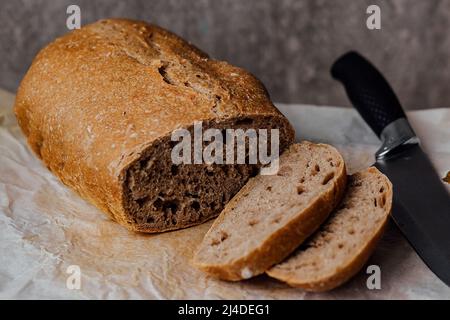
[14,19,294,232]
[267,167,392,291]
[193,142,347,280]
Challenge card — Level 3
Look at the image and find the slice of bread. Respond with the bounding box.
[193,142,347,281]
[267,167,392,292]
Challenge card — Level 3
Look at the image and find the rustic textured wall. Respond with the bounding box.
[1,0,449,109]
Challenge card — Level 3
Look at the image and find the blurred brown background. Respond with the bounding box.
[1,0,449,109]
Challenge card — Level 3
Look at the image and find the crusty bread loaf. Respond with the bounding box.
[193,142,347,280]
[14,19,294,233]
[267,167,392,291]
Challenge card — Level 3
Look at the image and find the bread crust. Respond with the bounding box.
[14,19,294,232]
[266,167,393,291]
[193,142,347,280]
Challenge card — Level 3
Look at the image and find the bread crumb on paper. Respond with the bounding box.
[443,171,450,184]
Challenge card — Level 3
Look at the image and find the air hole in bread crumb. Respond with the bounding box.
[136,196,150,207]
[311,164,320,176]
[338,243,344,249]
[220,231,228,241]
[379,186,385,193]
[146,216,155,224]
[326,157,334,166]
[221,193,228,204]
[297,185,305,195]
[272,217,281,224]
[322,172,335,185]
[299,177,305,183]
[211,231,229,246]
[171,165,179,175]
[266,186,272,191]
[162,200,178,214]
[248,219,259,226]
[153,198,163,210]
[191,201,200,210]
[374,198,378,207]
[380,195,386,207]
[348,229,355,235]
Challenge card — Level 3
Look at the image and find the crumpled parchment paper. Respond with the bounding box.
[1,88,449,299]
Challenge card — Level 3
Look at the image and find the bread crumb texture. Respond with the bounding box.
[193,142,347,280]
[267,167,392,292]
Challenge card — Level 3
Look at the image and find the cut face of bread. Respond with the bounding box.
[193,142,347,280]
[123,117,293,232]
[267,167,392,292]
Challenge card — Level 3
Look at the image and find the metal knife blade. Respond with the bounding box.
[331,51,450,286]
[375,144,450,285]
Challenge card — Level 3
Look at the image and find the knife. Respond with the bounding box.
[331,51,450,286]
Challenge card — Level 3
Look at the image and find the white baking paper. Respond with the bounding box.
[0,88,449,299]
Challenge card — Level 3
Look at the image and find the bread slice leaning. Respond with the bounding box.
[193,142,347,281]
[267,167,392,292]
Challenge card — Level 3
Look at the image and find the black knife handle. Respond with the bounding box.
[331,51,406,137]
